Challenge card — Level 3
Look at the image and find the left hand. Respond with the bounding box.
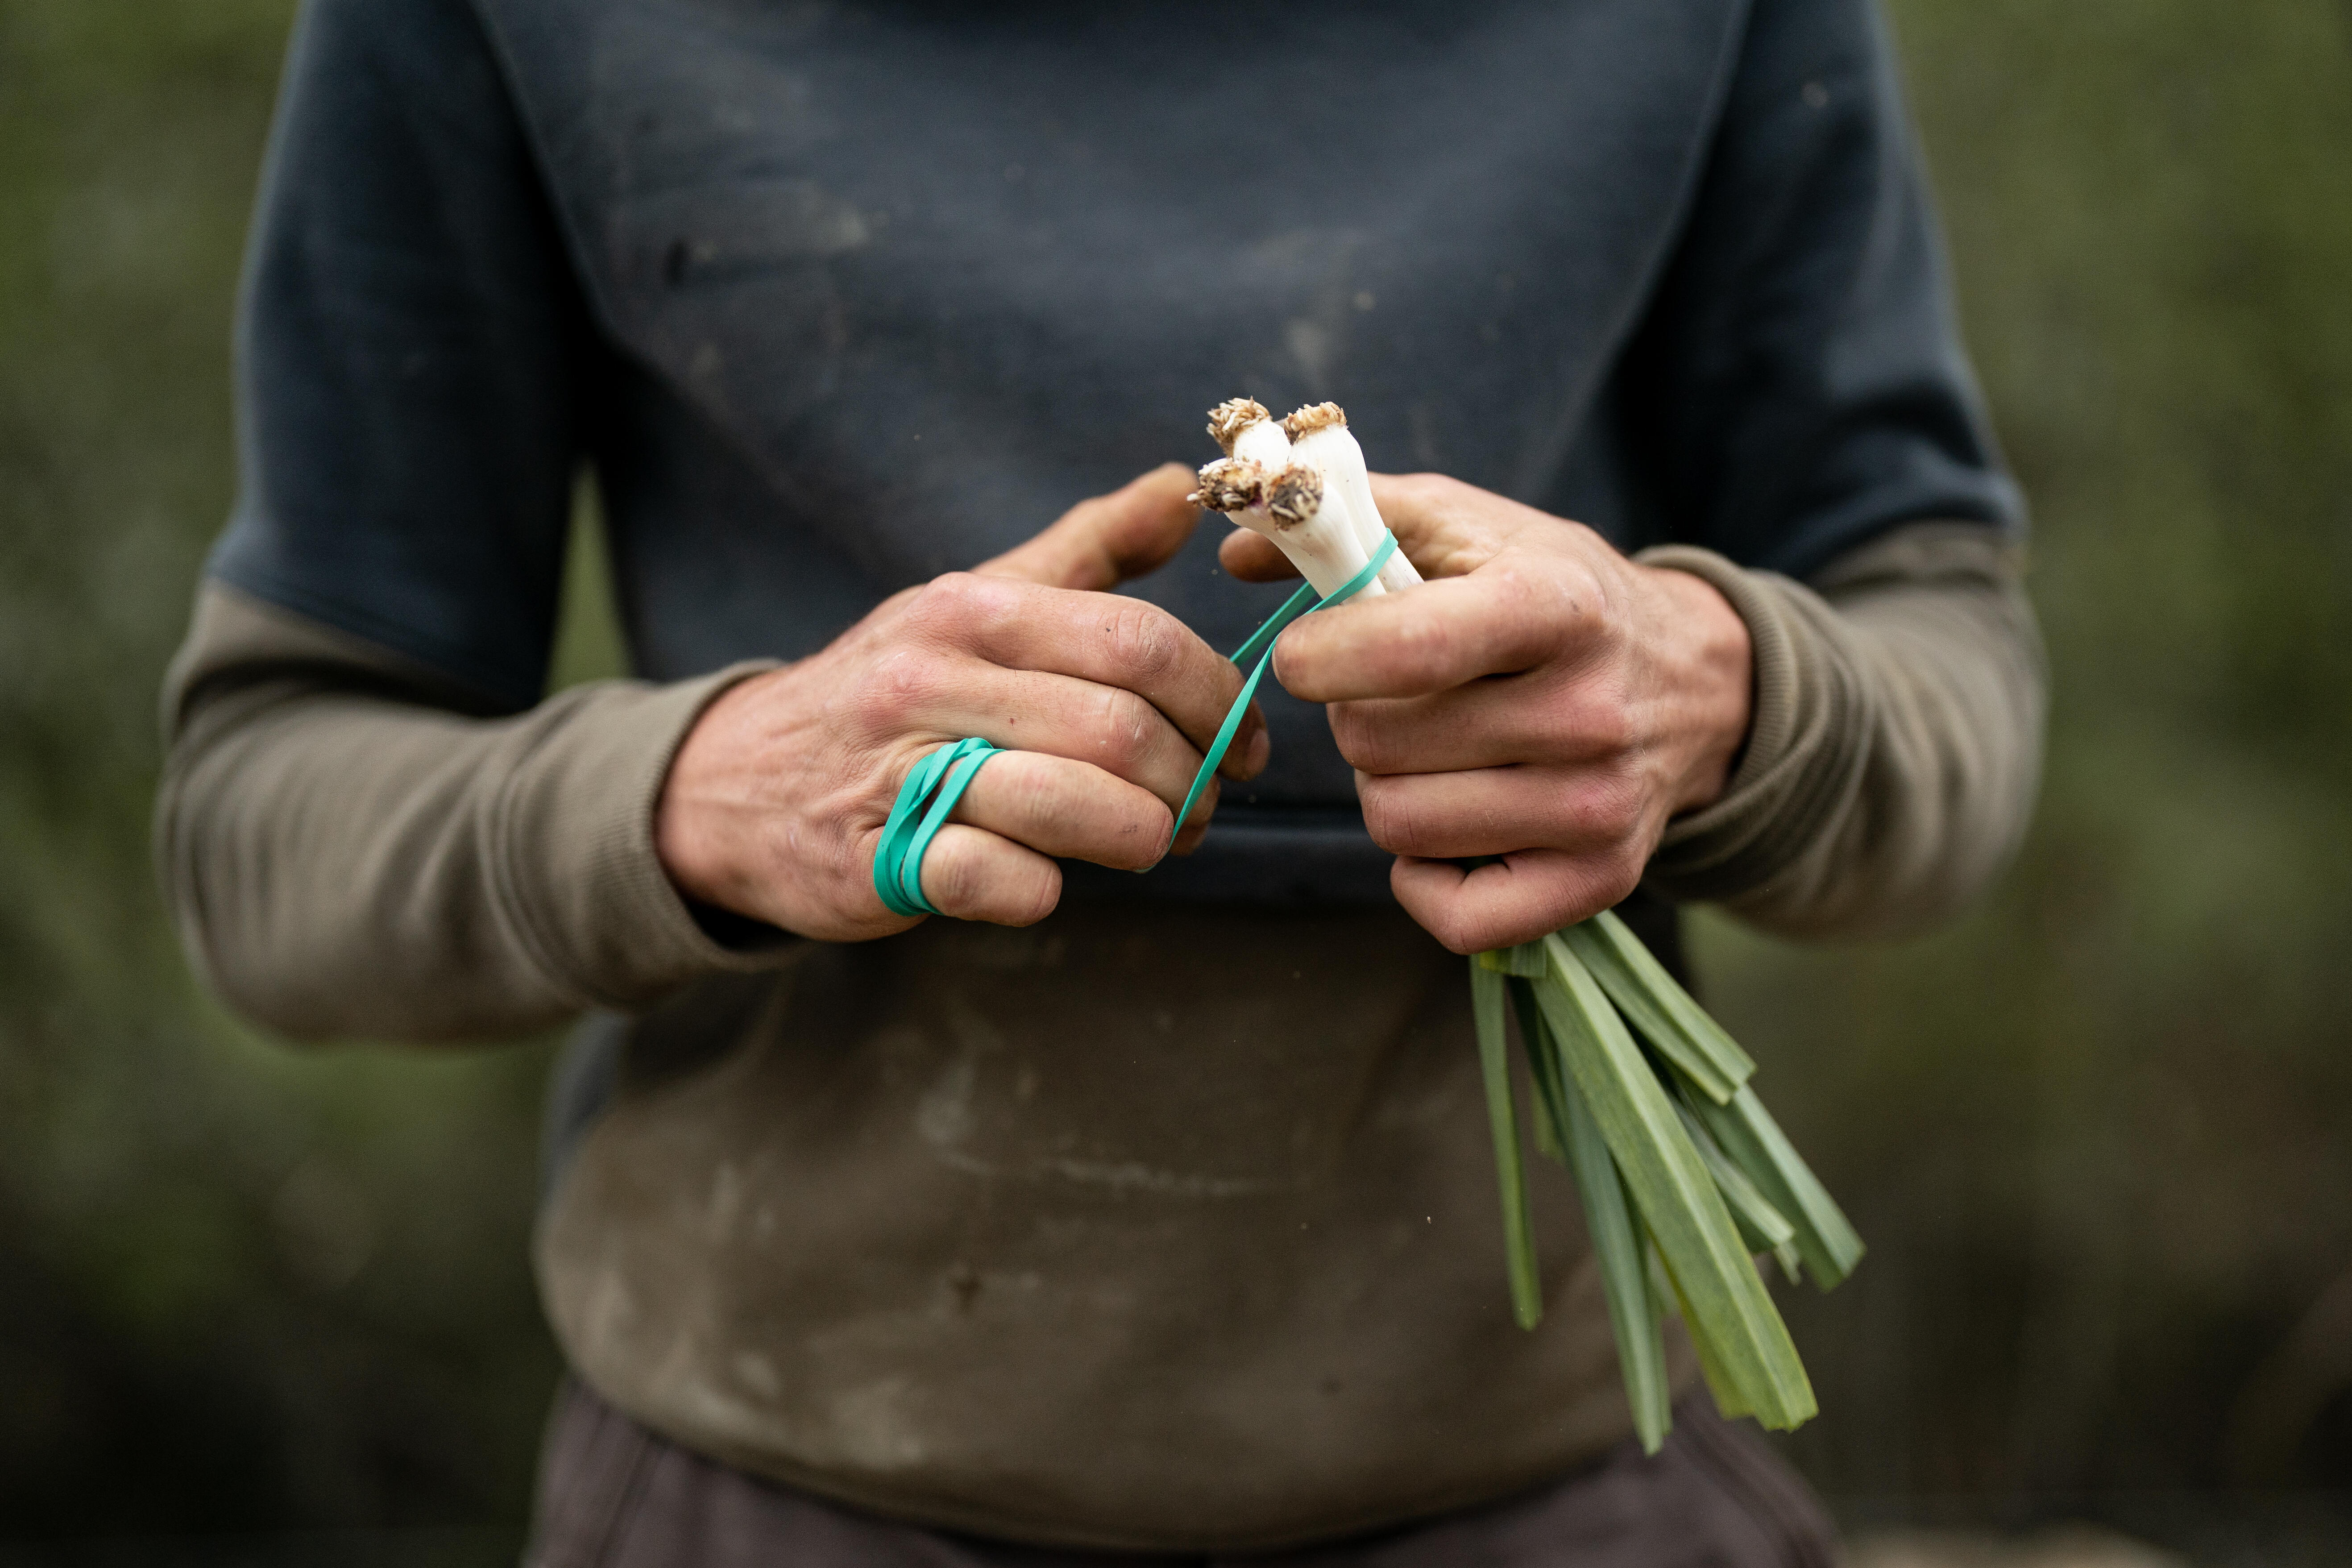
[1219,473,1752,954]
[658,465,1264,942]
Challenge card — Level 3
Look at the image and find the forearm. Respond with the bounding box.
[158,584,789,1041]
[1639,523,2045,939]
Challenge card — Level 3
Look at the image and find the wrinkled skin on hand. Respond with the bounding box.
[658,465,1268,941]
[1220,473,1752,954]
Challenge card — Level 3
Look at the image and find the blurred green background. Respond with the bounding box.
[0,0,2346,1561]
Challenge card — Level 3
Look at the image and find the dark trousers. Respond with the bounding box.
[525,1379,1838,1568]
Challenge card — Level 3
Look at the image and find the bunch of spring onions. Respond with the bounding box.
[1193,398,1423,598]
[1194,399,1865,1452]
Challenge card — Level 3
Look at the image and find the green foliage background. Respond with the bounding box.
[0,0,2345,1553]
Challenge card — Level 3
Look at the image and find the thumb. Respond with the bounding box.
[1366,473,1532,580]
[1219,472,1527,586]
[1215,527,1300,583]
[975,464,1203,590]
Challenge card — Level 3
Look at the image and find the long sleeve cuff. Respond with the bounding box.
[493,663,795,1012]
[159,582,796,1041]
[1631,544,1873,902]
[1631,524,2045,937]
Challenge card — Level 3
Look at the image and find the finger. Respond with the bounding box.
[1354,765,1646,862]
[1273,559,1596,702]
[917,824,1063,926]
[1217,527,1299,583]
[915,663,1227,817]
[1324,672,1628,776]
[1390,850,1639,955]
[951,750,1175,870]
[975,465,1202,590]
[904,574,1267,780]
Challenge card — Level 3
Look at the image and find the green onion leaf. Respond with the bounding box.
[1488,941,1549,979]
[1531,933,1817,1431]
[1670,1093,1796,1257]
[1560,913,1754,1103]
[1506,975,1568,1163]
[1681,1084,1867,1292]
[1653,1234,1755,1422]
[1470,958,1543,1329]
[1540,1004,1672,1452]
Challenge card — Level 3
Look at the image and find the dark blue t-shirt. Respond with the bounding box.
[214,0,2021,905]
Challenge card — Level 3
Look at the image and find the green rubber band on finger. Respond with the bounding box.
[874,736,1002,917]
[1170,530,1398,836]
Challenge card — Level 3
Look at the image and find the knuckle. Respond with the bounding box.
[909,572,1013,641]
[1595,859,1643,913]
[856,647,943,725]
[1587,842,1646,910]
[1577,772,1647,845]
[920,835,980,912]
[1024,764,1105,848]
[1566,565,1621,640]
[1359,784,1434,858]
[983,853,1060,926]
[1090,688,1158,772]
[1549,772,1643,855]
[1493,560,1562,631]
[1500,558,1601,650]
[1326,702,1382,769]
[1101,600,1183,683]
[909,572,974,628]
[1428,904,1483,957]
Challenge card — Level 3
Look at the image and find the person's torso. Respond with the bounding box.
[496,0,1740,1544]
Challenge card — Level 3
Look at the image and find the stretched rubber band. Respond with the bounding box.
[872,531,1399,917]
[1170,530,1398,833]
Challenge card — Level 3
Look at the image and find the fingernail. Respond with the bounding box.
[1245,726,1271,775]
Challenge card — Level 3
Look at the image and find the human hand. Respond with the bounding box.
[657,465,1267,941]
[1218,474,1751,953]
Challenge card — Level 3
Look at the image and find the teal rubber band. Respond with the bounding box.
[1170,531,1398,834]
[874,735,1001,916]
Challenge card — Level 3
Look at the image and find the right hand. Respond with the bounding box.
[654,465,1268,941]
